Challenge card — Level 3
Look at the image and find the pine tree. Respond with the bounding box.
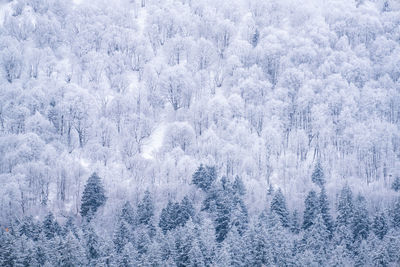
[180,196,194,224]
[42,212,61,240]
[192,164,217,192]
[392,197,400,229]
[18,216,41,241]
[137,190,154,226]
[290,210,301,234]
[83,225,101,265]
[251,28,260,47]
[302,214,330,266]
[80,172,107,220]
[392,176,400,192]
[372,211,388,240]
[55,233,86,266]
[114,220,130,254]
[120,201,136,227]
[270,188,290,228]
[232,175,246,196]
[352,194,370,241]
[319,187,334,237]
[303,190,319,230]
[0,232,17,267]
[311,160,325,188]
[336,185,354,228]
[159,200,179,234]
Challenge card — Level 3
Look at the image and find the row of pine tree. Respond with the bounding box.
[1,164,400,266]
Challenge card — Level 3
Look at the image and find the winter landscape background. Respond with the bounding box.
[0,0,400,265]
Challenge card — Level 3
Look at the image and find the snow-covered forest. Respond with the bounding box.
[0,0,400,265]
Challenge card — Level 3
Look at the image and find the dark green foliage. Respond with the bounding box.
[252,28,259,47]
[233,175,246,196]
[62,217,78,238]
[137,190,154,226]
[80,172,107,220]
[83,225,101,265]
[319,187,334,237]
[18,216,41,241]
[114,220,130,254]
[372,212,388,239]
[270,188,290,228]
[302,214,330,265]
[192,164,217,192]
[159,201,181,234]
[291,210,301,234]
[392,176,400,192]
[303,190,319,230]
[0,232,17,267]
[392,197,400,229]
[120,201,136,226]
[159,197,194,234]
[42,212,61,240]
[311,161,325,187]
[352,194,369,241]
[54,233,86,266]
[336,185,354,228]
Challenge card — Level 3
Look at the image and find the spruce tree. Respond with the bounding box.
[192,164,217,192]
[336,185,354,228]
[291,210,301,234]
[80,172,107,220]
[319,187,334,237]
[270,188,290,228]
[42,212,61,240]
[137,190,154,226]
[352,194,370,241]
[302,190,319,230]
[120,201,135,227]
[391,176,400,192]
[372,211,388,240]
[311,161,325,188]
[392,197,400,229]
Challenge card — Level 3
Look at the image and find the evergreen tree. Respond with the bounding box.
[311,160,325,187]
[303,190,319,230]
[372,211,388,240]
[80,172,107,220]
[180,196,194,223]
[392,197,400,229]
[319,187,334,237]
[18,216,41,241]
[336,185,354,228]
[116,242,138,267]
[352,194,370,241]
[251,28,260,47]
[137,190,154,226]
[120,201,136,227]
[54,233,86,266]
[391,176,400,192]
[159,200,180,234]
[302,214,330,266]
[42,212,61,240]
[270,188,290,228]
[83,225,101,265]
[192,164,217,192]
[0,232,17,267]
[232,175,246,196]
[114,220,130,254]
[290,210,301,234]
[62,217,78,239]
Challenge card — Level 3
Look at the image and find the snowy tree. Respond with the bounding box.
[270,188,290,228]
[80,173,107,220]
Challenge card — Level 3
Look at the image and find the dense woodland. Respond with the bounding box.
[0,0,400,265]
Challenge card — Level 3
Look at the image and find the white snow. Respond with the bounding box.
[142,122,167,159]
